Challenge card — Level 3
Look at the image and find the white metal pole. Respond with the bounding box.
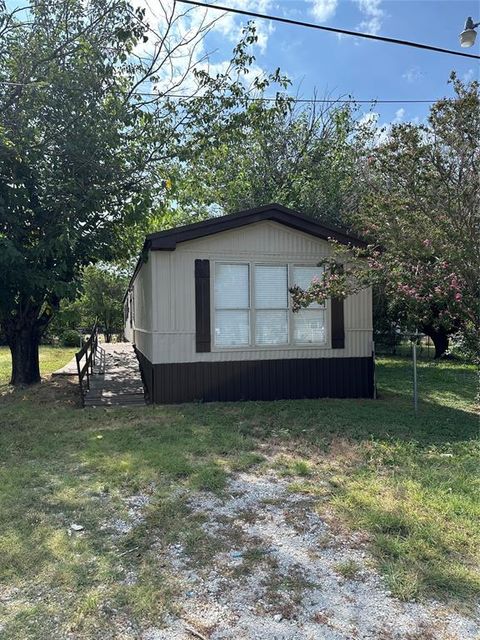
[413,339,418,416]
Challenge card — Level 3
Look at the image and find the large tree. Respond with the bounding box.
[291,76,480,358]
[0,0,285,384]
[174,97,361,226]
[0,0,170,383]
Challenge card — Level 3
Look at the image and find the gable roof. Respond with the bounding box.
[146,204,365,250]
[124,204,365,300]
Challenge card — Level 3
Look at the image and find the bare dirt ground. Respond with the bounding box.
[140,471,480,640]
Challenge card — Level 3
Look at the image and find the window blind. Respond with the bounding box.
[254,265,288,345]
[214,263,250,346]
[213,262,328,349]
[293,309,326,344]
[292,266,326,344]
[215,263,249,309]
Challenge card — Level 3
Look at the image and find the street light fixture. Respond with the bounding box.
[460,17,479,48]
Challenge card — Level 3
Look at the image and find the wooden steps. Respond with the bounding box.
[82,343,146,408]
[84,393,145,407]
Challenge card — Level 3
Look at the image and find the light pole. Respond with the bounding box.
[460,17,479,48]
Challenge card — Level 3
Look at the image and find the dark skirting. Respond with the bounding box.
[136,354,374,404]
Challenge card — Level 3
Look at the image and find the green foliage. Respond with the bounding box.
[0,0,156,305]
[359,75,480,348]
[0,0,164,381]
[174,100,361,227]
[0,4,292,383]
[46,298,83,339]
[45,264,128,341]
[113,23,294,262]
[61,329,82,348]
[291,75,480,358]
[78,265,128,341]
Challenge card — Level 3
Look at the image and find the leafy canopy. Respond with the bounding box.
[291,75,480,356]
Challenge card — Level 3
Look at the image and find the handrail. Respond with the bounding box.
[75,322,98,407]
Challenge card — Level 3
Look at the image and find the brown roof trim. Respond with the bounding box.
[146,204,365,250]
[124,204,365,299]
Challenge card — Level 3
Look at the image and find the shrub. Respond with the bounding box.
[61,329,82,347]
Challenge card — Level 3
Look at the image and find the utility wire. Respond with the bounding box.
[0,81,450,103]
[175,0,480,60]
[137,93,448,104]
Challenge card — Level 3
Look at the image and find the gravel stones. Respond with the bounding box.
[144,471,479,639]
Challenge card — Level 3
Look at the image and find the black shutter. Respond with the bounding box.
[195,259,211,353]
[331,265,345,349]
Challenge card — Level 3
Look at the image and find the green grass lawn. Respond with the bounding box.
[0,355,478,638]
[0,346,76,385]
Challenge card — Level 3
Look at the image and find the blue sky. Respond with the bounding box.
[197,0,480,125]
[7,0,480,126]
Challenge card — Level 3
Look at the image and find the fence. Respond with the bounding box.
[374,332,435,360]
[75,322,104,406]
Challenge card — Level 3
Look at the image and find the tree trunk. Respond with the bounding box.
[8,327,41,385]
[422,324,449,359]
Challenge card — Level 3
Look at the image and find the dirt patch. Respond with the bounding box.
[0,374,79,406]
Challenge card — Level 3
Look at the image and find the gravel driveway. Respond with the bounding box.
[142,471,479,640]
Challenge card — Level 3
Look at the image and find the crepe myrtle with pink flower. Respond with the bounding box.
[291,74,479,359]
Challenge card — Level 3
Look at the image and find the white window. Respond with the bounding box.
[214,263,250,346]
[254,265,288,345]
[213,262,328,348]
[292,266,326,344]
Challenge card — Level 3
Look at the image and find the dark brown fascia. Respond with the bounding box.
[124,204,366,300]
[146,204,366,250]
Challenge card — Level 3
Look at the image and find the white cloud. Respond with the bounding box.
[196,59,231,78]
[462,68,477,83]
[209,0,275,54]
[358,107,414,146]
[354,0,385,35]
[310,0,338,23]
[129,0,271,97]
[358,111,390,145]
[393,107,405,123]
[402,66,423,84]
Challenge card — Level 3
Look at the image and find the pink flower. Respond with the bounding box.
[455,292,462,301]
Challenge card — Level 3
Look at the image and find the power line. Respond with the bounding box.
[175,0,480,60]
[137,93,449,104]
[0,80,447,103]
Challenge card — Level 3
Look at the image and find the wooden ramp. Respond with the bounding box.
[84,343,146,407]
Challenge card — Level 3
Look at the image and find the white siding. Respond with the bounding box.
[136,220,372,364]
[130,258,154,361]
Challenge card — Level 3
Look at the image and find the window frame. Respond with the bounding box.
[211,260,330,351]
